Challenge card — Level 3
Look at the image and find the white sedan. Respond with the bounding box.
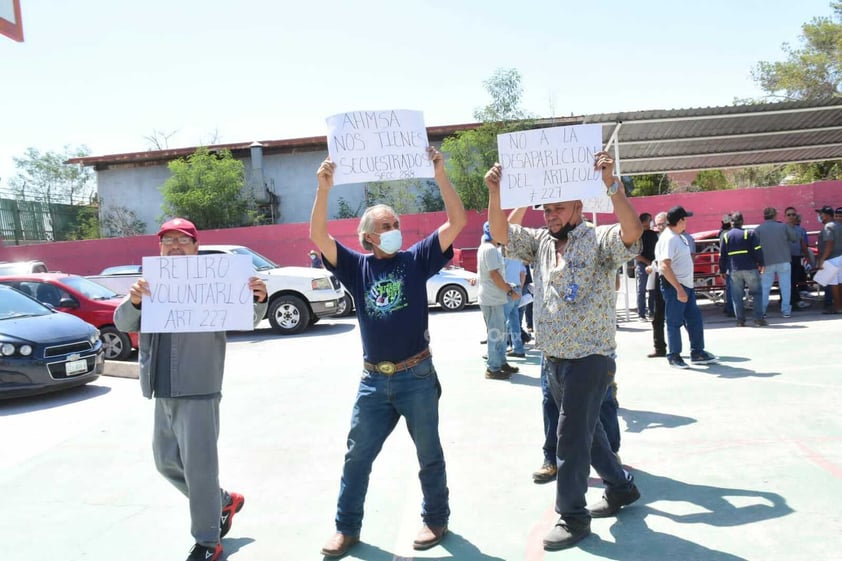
[335,267,479,315]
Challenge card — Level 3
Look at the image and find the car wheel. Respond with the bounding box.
[268,295,311,335]
[438,285,467,311]
[101,326,132,361]
[336,291,354,316]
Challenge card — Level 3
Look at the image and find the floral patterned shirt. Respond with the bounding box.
[507,221,639,359]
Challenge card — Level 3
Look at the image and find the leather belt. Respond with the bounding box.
[364,348,432,375]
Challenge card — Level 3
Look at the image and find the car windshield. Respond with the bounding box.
[100,265,142,275]
[61,276,121,300]
[0,285,53,319]
[225,247,278,271]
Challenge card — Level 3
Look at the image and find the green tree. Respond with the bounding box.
[691,170,731,192]
[159,147,253,229]
[728,165,786,188]
[752,2,842,100]
[364,179,443,214]
[750,2,842,183]
[9,145,95,204]
[442,68,534,211]
[629,174,672,196]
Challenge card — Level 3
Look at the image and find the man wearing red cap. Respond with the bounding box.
[114,217,268,561]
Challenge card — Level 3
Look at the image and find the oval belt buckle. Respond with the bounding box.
[377,361,396,375]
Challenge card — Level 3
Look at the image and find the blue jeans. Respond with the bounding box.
[761,262,792,316]
[335,357,449,535]
[660,280,705,357]
[545,354,631,523]
[503,296,525,354]
[730,269,763,322]
[481,304,507,370]
[635,262,650,317]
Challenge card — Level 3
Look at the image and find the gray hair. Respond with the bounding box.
[763,207,777,219]
[358,204,398,250]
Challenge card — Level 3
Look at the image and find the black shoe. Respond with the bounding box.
[186,543,222,561]
[220,491,244,538]
[506,350,526,358]
[543,518,591,551]
[588,483,641,518]
[646,350,666,358]
[485,368,511,380]
[667,354,689,369]
[500,362,519,374]
[690,350,717,365]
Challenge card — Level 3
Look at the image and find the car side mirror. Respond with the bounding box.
[58,297,78,309]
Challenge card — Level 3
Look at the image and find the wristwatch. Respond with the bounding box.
[507,288,515,297]
[606,180,620,196]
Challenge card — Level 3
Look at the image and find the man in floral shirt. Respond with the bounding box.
[485,151,642,551]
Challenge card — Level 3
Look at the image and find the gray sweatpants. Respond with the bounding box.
[153,397,223,547]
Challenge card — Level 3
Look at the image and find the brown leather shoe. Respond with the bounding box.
[320,532,360,558]
[412,524,448,550]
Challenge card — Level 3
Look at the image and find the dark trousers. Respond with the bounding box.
[791,256,805,304]
[545,354,630,523]
[651,273,666,354]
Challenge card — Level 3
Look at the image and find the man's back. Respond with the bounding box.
[755,220,795,265]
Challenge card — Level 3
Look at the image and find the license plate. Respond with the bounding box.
[66,359,88,376]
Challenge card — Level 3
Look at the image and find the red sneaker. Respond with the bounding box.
[220,492,244,538]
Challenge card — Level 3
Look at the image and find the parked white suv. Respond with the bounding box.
[88,246,342,336]
[197,245,343,335]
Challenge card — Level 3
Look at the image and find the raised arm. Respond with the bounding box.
[432,146,467,252]
[485,163,510,244]
[594,151,642,248]
[309,158,339,267]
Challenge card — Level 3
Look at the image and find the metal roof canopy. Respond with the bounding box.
[68,98,842,176]
[586,97,842,176]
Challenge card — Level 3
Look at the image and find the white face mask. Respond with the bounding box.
[376,229,402,254]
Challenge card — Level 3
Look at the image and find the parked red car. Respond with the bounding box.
[0,273,138,361]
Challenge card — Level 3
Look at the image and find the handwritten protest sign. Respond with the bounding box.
[140,254,255,333]
[326,109,433,185]
[497,124,605,209]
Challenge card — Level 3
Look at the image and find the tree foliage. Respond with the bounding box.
[364,179,443,215]
[752,2,842,100]
[691,170,731,192]
[629,174,672,196]
[750,2,842,183]
[159,147,253,230]
[442,68,534,211]
[101,205,147,237]
[9,145,95,205]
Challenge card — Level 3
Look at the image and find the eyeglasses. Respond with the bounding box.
[160,236,194,246]
[655,223,667,228]
[785,213,796,217]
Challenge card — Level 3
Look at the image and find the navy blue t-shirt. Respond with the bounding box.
[325,231,452,364]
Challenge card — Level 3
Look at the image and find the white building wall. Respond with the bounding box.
[95,149,370,234]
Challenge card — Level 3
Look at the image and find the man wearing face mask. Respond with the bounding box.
[310,146,467,558]
[486,151,643,552]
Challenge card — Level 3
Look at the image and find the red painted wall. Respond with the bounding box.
[1,182,839,275]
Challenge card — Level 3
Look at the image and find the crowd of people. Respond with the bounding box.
[117,145,841,559]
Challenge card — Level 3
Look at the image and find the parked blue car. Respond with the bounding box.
[0,284,104,399]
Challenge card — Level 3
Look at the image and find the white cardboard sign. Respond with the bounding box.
[326,109,433,185]
[497,124,605,209]
[140,254,255,333]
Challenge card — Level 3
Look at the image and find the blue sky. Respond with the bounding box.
[0,0,835,190]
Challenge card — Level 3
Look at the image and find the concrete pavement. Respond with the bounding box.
[2,296,841,561]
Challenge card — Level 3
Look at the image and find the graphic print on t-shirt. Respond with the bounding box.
[365,270,407,318]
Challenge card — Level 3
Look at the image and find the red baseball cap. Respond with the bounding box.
[157,218,198,240]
